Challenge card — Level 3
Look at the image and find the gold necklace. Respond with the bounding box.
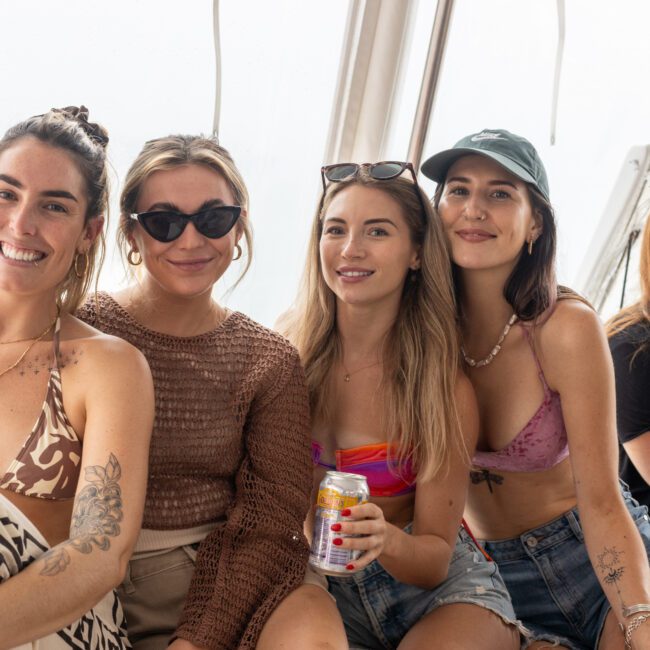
[342,359,382,382]
[462,314,518,368]
[0,317,58,379]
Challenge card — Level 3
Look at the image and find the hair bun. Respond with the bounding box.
[52,105,109,149]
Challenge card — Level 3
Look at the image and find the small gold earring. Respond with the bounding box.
[127,248,142,266]
[233,244,243,261]
[528,238,534,255]
[74,251,89,279]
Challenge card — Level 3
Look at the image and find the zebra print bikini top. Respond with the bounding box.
[0,317,82,500]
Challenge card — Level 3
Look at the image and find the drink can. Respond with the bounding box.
[309,470,369,576]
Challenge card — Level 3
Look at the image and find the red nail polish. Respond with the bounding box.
[331,523,342,532]
[346,564,355,570]
[332,538,343,546]
[341,508,351,516]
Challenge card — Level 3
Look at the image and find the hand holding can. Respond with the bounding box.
[309,471,370,575]
[329,502,388,571]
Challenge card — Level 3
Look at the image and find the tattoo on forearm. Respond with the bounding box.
[596,546,626,607]
[39,454,123,576]
[470,469,504,493]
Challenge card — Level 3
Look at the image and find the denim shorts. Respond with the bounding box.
[482,488,650,650]
[327,524,519,650]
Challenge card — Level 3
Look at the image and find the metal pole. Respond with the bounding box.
[407,0,455,169]
[211,0,221,137]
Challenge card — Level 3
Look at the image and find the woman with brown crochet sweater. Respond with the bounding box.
[78,135,317,650]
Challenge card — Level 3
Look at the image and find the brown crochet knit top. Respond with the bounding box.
[78,292,312,650]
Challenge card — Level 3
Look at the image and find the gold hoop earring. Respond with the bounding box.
[233,244,243,261]
[528,238,534,255]
[74,251,89,279]
[127,249,142,266]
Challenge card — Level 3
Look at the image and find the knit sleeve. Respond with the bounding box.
[175,347,312,649]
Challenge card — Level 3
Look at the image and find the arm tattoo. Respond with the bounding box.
[596,546,626,608]
[470,469,504,493]
[40,454,123,576]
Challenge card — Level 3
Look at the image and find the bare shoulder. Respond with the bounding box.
[536,299,610,390]
[538,298,603,357]
[60,313,150,379]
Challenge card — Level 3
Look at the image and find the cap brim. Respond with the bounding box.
[421,148,537,188]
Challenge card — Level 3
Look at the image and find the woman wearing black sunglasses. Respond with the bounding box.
[78,135,317,650]
[280,162,522,649]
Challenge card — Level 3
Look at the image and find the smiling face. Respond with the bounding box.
[319,184,420,311]
[0,137,98,300]
[130,163,242,299]
[437,154,541,275]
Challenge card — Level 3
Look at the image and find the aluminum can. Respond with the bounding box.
[309,470,370,576]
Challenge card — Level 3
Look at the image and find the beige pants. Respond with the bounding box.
[119,545,198,650]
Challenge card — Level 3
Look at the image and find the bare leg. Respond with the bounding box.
[256,584,348,650]
[597,610,625,650]
[397,603,519,650]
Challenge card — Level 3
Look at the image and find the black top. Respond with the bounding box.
[609,321,650,508]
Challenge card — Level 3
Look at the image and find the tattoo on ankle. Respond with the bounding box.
[470,469,504,493]
[40,454,123,576]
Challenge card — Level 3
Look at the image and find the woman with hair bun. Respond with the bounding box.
[424,129,650,649]
[0,107,154,648]
[78,134,317,650]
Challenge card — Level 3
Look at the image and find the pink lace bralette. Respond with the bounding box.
[472,326,568,473]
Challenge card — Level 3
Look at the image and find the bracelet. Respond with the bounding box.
[623,604,650,618]
[623,613,650,649]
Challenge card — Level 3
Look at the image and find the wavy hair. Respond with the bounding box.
[0,106,109,313]
[280,171,464,482]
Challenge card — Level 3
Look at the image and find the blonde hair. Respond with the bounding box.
[606,216,650,337]
[280,172,463,482]
[119,135,252,281]
[0,106,109,313]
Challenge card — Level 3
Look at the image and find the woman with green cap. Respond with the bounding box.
[422,129,650,650]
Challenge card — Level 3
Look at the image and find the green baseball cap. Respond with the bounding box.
[421,129,550,201]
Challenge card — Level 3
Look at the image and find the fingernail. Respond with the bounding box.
[331,523,342,532]
[332,538,343,546]
[341,509,351,516]
[346,564,355,571]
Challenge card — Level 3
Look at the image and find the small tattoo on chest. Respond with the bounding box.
[17,348,84,377]
[470,469,504,493]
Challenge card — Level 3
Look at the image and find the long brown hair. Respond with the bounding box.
[606,215,650,337]
[0,106,109,313]
[281,171,464,482]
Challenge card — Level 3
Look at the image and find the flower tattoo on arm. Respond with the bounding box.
[40,454,123,576]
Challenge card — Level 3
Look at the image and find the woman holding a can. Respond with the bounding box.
[281,162,522,649]
[422,129,650,649]
[77,135,328,650]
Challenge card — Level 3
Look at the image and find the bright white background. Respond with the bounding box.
[1,0,649,325]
